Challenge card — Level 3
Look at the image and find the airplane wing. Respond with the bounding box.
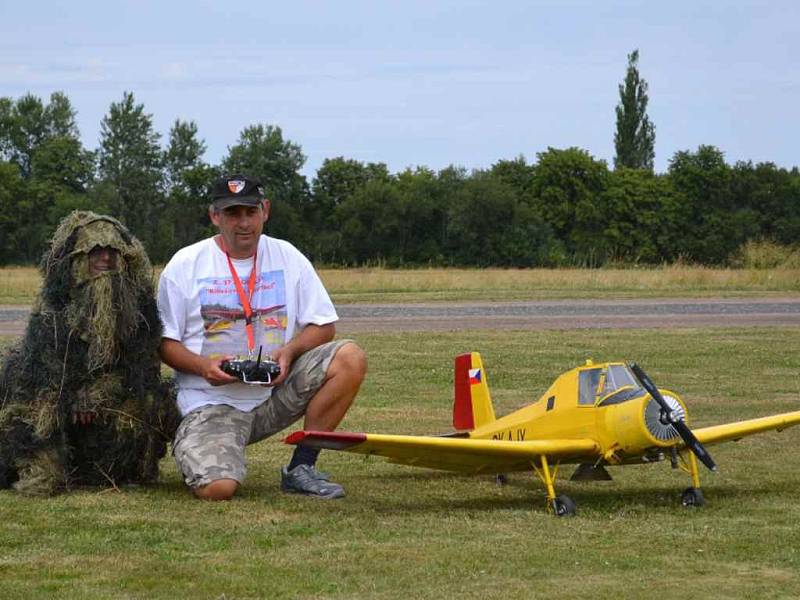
[692,409,800,446]
[285,431,601,474]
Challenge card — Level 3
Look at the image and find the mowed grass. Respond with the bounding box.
[1,327,800,598]
[2,265,800,304]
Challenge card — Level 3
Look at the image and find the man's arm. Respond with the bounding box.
[159,338,238,386]
[159,320,335,388]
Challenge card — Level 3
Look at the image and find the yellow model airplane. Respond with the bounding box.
[286,353,800,516]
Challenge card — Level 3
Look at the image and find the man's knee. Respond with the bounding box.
[331,342,367,384]
[193,478,239,501]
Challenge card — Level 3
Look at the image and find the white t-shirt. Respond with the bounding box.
[158,235,337,416]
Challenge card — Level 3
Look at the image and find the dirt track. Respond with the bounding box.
[1,297,799,336]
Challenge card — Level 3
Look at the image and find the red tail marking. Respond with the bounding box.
[453,353,475,430]
[284,430,368,450]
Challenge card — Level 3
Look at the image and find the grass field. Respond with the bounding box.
[1,327,800,598]
[2,265,800,304]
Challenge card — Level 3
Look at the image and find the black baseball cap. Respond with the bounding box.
[211,174,265,209]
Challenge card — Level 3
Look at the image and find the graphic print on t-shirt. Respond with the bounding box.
[198,269,287,359]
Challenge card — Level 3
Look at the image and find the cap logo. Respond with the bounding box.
[227,180,246,194]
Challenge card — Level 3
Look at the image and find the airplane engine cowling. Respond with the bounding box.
[602,391,687,461]
[643,394,683,442]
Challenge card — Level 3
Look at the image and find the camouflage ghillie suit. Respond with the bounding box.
[0,211,178,495]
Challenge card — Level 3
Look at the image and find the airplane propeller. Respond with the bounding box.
[628,362,717,472]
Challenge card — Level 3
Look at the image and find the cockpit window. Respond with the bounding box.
[604,365,639,395]
[597,364,645,406]
[580,365,644,406]
[578,368,602,405]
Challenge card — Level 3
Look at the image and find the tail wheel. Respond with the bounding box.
[552,495,577,517]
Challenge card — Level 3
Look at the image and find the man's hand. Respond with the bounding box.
[263,323,336,387]
[73,389,97,425]
[266,345,295,387]
[201,356,239,386]
[73,410,97,426]
[159,339,239,386]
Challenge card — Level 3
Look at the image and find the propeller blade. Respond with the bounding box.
[628,362,717,472]
[255,345,263,366]
[671,419,717,471]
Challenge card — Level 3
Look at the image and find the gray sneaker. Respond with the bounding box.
[281,464,345,499]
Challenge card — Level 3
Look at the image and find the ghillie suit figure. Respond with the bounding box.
[0,211,178,495]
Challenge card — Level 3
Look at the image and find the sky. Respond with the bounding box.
[2,1,798,178]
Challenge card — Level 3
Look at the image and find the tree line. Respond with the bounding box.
[1,88,798,267]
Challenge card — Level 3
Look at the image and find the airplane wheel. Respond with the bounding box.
[552,495,577,517]
[681,487,705,507]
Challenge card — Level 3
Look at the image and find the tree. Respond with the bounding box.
[160,119,217,259]
[0,93,94,263]
[0,94,47,178]
[490,155,536,197]
[312,157,390,210]
[0,162,27,263]
[30,136,95,193]
[0,92,84,180]
[222,124,306,200]
[599,169,681,263]
[730,161,800,246]
[614,50,656,171]
[164,119,207,193]
[336,179,404,265]
[310,157,391,262]
[668,145,758,263]
[394,167,450,264]
[447,171,562,267]
[531,147,609,262]
[96,91,164,249]
[43,92,81,139]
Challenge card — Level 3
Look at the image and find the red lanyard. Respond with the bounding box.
[220,238,258,354]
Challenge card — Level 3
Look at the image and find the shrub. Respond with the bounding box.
[729,240,800,268]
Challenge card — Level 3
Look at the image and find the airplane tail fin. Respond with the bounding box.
[453,352,497,431]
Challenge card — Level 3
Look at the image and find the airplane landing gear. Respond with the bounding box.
[533,455,577,516]
[553,495,577,517]
[681,487,705,507]
[676,450,705,507]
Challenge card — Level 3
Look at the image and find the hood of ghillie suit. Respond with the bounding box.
[39,211,153,310]
[37,211,156,372]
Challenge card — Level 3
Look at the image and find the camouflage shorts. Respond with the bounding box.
[173,339,353,489]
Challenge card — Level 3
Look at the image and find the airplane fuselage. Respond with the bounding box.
[469,364,686,465]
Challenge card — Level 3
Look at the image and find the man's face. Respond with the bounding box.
[87,245,119,277]
[209,201,270,258]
